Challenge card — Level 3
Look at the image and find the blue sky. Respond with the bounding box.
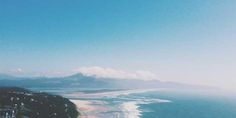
[0,0,236,90]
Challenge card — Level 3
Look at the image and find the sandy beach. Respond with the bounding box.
[70,99,109,118]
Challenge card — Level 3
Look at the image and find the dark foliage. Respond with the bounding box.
[0,87,79,118]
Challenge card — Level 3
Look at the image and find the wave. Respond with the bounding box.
[68,89,171,118]
[121,101,142,118]
[120,98,171,118]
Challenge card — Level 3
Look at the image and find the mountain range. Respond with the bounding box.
[0,73,212,90]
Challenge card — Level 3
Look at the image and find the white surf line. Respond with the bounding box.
[120,98,171,118]
[120,101,142,118]
[118,90,171,118]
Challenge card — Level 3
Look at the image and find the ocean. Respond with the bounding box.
[31,88,236,118]
[135,91,236,118]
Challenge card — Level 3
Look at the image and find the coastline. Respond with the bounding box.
[70,99,99,118]
[69,89,171,118]
[71,99,142,118]
[70,99,110,118]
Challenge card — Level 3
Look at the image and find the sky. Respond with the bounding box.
[0,0,236,90]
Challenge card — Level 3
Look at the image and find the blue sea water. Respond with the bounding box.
[133,91,236,118]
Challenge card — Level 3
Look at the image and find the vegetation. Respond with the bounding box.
[0,87,79,118]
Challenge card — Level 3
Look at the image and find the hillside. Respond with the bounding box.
[0,87,79,118]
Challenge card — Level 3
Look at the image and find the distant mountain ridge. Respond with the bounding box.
[0,73,212,90]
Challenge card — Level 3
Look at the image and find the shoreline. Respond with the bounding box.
[70,99,111,118]
[70,99,99,118]
[69,89,171,118]
[71,99,142,118]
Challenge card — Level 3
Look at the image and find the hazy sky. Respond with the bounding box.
[0,0,236,90]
